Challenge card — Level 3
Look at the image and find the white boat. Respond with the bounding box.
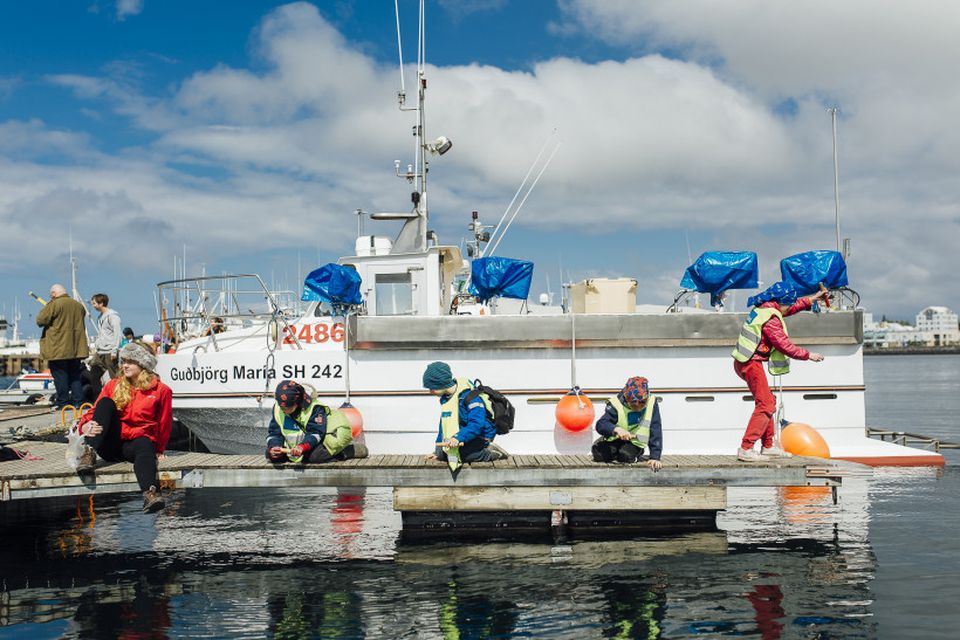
[154,6,940,468]
[0,371,55,405]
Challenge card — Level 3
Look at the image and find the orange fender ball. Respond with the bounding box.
[780,422,831,458]
[339,403,364,438]
[555,393,595,432]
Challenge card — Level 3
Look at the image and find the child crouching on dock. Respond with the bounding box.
[75,342,172,512]
[266,380,367,464]
[422,361,508,470]
[592,376,663,471]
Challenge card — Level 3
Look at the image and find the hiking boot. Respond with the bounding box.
[737,447,769,462]
[142,486,165,513]
[761,446,794,458]
[76,446,97,474]
[486,442,510,461]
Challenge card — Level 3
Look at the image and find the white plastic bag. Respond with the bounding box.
[65,425,84,469]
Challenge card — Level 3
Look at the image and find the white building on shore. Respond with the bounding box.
[863,307,960,348]
[915,306,960,346]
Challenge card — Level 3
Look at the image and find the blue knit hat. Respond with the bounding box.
[422,361,455,390]
[747,281,798,308]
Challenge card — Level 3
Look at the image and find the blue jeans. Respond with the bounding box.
[49,358,84,407]
[435,438,498,463]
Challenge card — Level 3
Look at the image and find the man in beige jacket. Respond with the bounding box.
[36,284,89,408]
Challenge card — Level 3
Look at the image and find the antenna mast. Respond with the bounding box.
[828,107,842,256]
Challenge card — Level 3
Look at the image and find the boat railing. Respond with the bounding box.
[156,274,303,350]
[866,427,960,452]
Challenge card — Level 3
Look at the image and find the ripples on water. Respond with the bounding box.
[2,356,959,638]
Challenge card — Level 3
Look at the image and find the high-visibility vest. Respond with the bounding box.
[438,378,493,471]
[731,307,791,375]
[605,394,658,448]
[273,397,352,462]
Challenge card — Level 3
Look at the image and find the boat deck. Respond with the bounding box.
[0,441,857,503]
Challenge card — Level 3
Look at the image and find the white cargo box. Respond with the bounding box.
[571,277,637,313]
[354,235,393,256]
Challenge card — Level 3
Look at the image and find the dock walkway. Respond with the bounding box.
[1,441,850,502]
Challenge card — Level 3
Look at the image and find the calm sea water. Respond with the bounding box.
[1,356,958,639]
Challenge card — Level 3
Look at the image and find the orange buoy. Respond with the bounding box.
[555,390,594,432]
[339,402,364,438]
[780,422,831,458]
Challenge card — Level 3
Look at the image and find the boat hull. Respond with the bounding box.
[153,310,949,464]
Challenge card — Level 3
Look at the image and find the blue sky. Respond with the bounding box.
[2,0,959,336]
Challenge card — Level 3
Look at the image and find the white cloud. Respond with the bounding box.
[116,0,144,21]
[3,1,959,319]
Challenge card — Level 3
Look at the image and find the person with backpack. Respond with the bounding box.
[422,361,508,469]
[266,380,368,464]
[592,376,663,470]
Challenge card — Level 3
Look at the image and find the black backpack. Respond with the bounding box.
[466,379,515,435]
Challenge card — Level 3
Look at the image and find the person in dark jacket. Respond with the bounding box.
[732,282,829,461]
[592,376,663,470]
[36,283,89,408]
[422,361,507,468]
[265,380,366,464]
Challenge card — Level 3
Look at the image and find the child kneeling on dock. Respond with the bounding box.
[422,361,508,467]
[266,380,367,464]
[592,376,663,471]
[75,342,172,513]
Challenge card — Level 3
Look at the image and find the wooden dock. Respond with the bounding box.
[1,441,860,537]
[1,441,849,498]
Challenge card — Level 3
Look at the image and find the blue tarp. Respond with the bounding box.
[680,251,759,306]
[780,250,848,295]
[301,263,363,306]
[468,257,534,302]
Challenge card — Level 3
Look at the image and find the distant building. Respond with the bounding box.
[915,306,960,346]
[863,314,923,348]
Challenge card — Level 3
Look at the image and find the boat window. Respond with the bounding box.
[685,396,715,402]
[375,273,414,316]
[803,393,838,400]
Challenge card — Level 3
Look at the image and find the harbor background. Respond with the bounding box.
[1,354,958,638]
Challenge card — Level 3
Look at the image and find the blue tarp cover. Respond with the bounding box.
[468,257,534,302]
[301,263,363,306]
[680,251,759,305]
[779,250,848,295]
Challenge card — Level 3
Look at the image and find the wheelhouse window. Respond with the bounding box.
[375,273,414,315]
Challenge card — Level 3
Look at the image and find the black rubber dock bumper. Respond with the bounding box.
[400,509,720,542]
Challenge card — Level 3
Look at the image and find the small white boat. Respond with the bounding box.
[0,371,54,405]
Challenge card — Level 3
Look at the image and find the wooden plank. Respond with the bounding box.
[394,486,727,511]
[543,455,566,469]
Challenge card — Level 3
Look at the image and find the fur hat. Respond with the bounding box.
[422,361,455,390]
[119,342,157,373]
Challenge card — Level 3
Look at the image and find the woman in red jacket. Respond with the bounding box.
[76,341,172,512]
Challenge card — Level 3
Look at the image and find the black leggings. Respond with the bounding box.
[592,437,644,463]
[308,443,367,464]
[84,398,159,491]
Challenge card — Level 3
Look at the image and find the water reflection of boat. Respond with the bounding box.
[0,471,886,637]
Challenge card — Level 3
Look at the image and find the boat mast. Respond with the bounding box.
[828,107,842,256]
[387,0,450,253]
